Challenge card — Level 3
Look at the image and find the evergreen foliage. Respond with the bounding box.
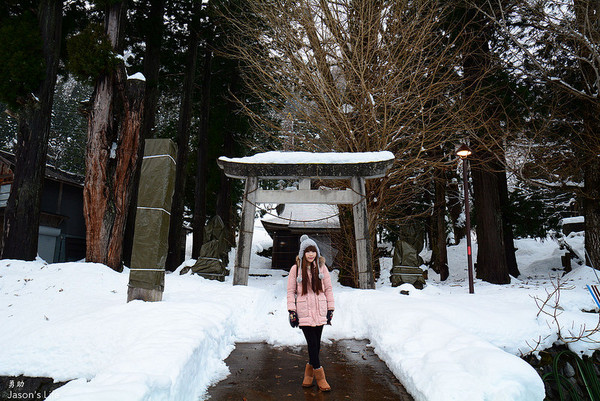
[1,0,590,275]
[0,103,17,150]
[0,11,45,110]
[93,0,123,8]
[0,77,89,176]
[507,186,569,239]
[48,77,91,174]
[66,23,117,83]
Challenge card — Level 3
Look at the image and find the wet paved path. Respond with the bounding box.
[205,340,414,401]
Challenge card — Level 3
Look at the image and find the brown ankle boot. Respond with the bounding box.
[302,363,314,387]
[314,367,331,391]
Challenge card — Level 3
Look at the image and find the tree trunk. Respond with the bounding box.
[165,4,201,270]
[214,59,242,247]
[584,159,600,269]
[581,106,600,269]
[498,168,520,277]
[371,235,381,280]
[123,0,165,267]
[581,106,600,271]
[335,205,359,287]
[192,46,213,258]
[447,176,464,245]
[139,0,164,142]
[431,167,449,280]
[2,0,62,261]
[573,0,600,270]
[461,2,512,284]
[84,2,145,271]
[471,150,509,284]
[216,125,233,243]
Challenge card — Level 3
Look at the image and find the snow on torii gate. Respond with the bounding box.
[217,151,395,289]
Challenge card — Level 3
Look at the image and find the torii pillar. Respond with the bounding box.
[217,151,394,289]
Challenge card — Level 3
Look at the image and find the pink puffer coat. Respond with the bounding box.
[287,256,335,327]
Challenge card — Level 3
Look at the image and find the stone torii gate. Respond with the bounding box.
[217,151,394,289]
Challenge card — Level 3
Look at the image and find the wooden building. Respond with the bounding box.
[560,216,585,236]
[261,203,340,270]
[0,151,86,263]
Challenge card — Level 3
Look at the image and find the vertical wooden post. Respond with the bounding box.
[351,176,374,289]
[299,178,311,190]
[233,176,258,285]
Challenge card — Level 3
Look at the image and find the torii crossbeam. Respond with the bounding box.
[217,151,394,289]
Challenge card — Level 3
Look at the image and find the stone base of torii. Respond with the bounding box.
[217,151,394,289]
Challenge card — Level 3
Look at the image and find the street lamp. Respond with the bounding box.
[457,144,474,294]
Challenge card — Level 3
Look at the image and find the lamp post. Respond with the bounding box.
[457,144,474,294]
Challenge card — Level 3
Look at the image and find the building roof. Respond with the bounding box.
[0,150,84,187]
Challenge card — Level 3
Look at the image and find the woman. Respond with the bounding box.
[287,235,335,391]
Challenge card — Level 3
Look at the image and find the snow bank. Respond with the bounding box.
[1,233,598,401]
[0,261,238,401]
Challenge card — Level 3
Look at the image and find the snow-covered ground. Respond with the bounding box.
[1,224,598,401]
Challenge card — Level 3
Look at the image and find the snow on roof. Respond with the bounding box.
[560,216,584,225]
[262,203,340,229]
[220,151,395,164]
[0,150,84,187]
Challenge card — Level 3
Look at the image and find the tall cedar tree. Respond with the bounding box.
[83,1,145,271]
[430,152,449,281]
[212,58,245,247]
[0,0,62,260]
[203,0,258,253]
[192,34,213,257]
[165,0,203,271]
[484,0,600,270]
[573,1,600,270]
[123,0,165,267]
[459,1,519,283]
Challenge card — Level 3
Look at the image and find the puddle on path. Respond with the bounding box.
[205,340,414,401]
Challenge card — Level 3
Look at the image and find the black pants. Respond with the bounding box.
[300,325,324,369]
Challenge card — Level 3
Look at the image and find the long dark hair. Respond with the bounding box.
[301,245,322,295]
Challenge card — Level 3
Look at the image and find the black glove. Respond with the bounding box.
[326,310,333,325]
[289,310,299,328]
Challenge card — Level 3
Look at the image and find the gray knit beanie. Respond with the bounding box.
[298,234,321,260]
[297,235,323,282]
